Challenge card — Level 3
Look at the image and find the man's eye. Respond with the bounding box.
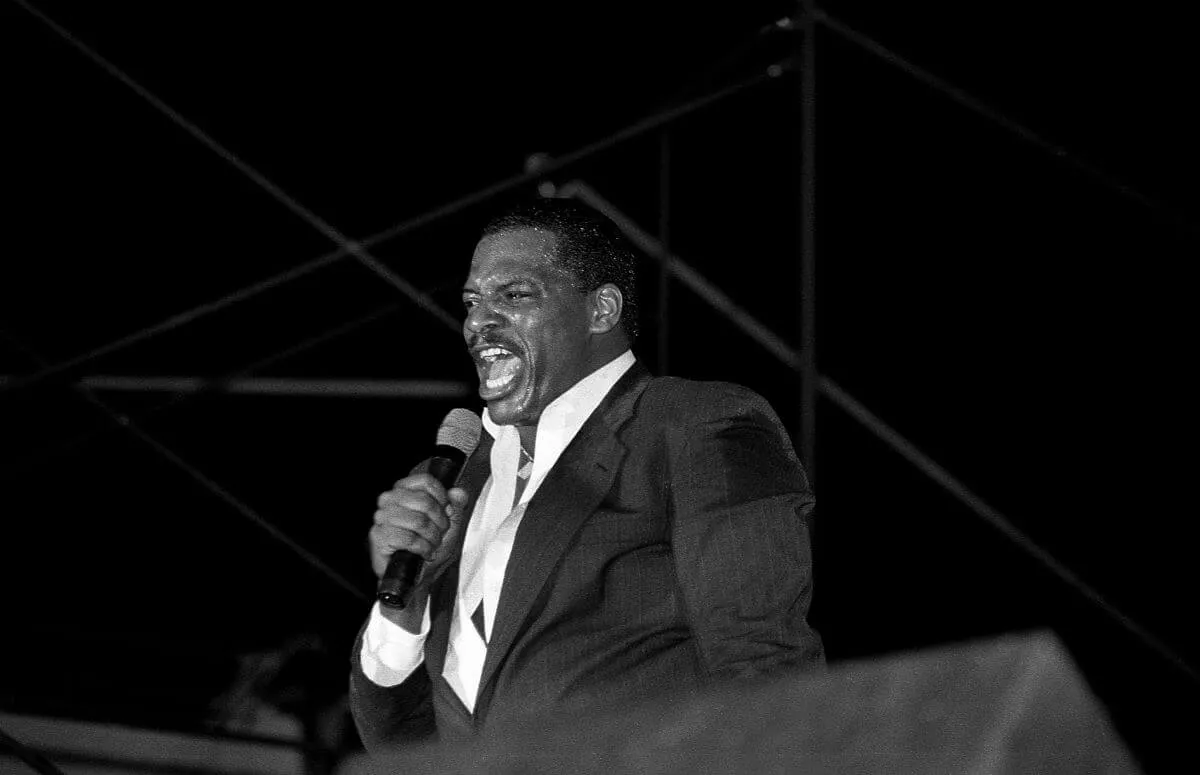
[463,298,479,309]
[505,291,532,301]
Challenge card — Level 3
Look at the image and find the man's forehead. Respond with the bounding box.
[467,227,568,282]
[472,227,558,262]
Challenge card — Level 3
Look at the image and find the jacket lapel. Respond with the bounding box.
[474,365,652,709]
[453,433,494,548]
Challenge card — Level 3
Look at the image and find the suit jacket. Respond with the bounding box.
[350,364,823,748]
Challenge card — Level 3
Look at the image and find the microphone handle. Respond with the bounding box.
[377,452,463,609]
[377,550,421,608]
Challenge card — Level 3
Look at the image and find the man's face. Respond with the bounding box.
[462,228,595,426]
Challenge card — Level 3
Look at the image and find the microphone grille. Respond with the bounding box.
[436,407,483,455]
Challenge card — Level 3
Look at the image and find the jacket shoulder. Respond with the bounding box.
[638,376,780,424]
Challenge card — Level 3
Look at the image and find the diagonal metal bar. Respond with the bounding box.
[0,325,370,604]
[813,7,1200,241]
[3,1,787,401]
[12,0,461,335]
[105,410,371,603]
[819,376,1199,685]
[96,412,371,603]
[655,13,793,107]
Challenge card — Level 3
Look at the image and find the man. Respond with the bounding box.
[350,198,822,749]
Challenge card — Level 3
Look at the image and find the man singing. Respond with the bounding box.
[350,197,823,747]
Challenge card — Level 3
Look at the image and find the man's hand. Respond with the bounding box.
[369,473,470,582]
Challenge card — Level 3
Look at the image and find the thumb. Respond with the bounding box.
[446,487,469,509]
[445,487,470,526]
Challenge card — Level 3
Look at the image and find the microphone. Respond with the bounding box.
[377,407,483,609]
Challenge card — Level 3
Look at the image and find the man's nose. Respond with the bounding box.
[464,303,502,334]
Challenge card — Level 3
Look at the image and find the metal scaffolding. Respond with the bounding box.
[5,0,1197,705]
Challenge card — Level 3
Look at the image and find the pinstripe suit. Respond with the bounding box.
[350,363,823,748]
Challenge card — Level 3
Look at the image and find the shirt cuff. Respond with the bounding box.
[359,600,430,687]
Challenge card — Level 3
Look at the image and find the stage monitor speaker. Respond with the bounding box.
[339,630,1141,774]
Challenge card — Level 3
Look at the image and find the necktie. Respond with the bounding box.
[514,444,532,504]
[471,601,487,642]
[468,444,532,645]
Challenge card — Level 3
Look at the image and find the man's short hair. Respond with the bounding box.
[482,197,640,341]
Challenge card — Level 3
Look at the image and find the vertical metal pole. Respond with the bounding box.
[798,1,818,480]
[658,129,672,374]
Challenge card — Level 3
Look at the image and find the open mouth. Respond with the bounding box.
[475,345,525,400]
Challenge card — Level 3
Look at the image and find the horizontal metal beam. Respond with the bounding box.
[0,375,472,399]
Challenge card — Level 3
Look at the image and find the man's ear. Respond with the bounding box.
[589,283,624,334]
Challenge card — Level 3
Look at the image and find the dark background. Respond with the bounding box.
[1,1,1197,771]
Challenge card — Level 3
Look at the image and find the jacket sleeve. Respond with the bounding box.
[348,616,437,750]
[666,384,824,680]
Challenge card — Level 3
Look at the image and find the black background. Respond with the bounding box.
[2,1,1197,771]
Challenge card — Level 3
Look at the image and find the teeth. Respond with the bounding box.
[485,372,515,390]
[479,346,511,363]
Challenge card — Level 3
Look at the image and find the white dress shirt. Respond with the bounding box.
[360,350,636,711]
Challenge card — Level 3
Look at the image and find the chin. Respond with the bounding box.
[487,394,536,427]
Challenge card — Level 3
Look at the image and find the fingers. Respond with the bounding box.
[370,475,457,566]
[369,523,437,562]
[372,510,443,557]
[376,490,448,533]
[392,473,450,507]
